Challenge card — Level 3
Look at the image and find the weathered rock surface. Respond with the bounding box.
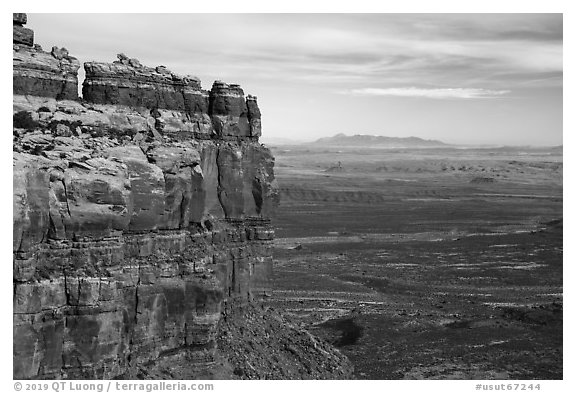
[82,55,214,139]
[82,60,263,141]
[13,101,279,379]
[14,13,28,25]
[14,13,33,46]
[13,14,347,380]
[14,25,34,46]
[13,14,79,99]
[13,45,80,100]
[83,57,201,110]
[246,95,262,138]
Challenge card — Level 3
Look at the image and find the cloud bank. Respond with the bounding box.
[346,87,511,99]
[28,13,562,145]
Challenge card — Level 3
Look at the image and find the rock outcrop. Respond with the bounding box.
[13,13,34,46]
[13,13,350,380]
[13,15,79,101]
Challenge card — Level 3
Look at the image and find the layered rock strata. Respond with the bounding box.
[13,13,351,380]
[14,13,260,379]
[14,13,34,47]
[13,14,79,101]
[81,57,262,141]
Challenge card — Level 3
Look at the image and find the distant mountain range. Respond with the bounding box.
[312,133,449,148]
[259,136,307,145]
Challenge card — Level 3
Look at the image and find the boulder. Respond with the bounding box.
[51,46,69,60]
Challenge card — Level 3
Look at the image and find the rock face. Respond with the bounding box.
[82,60,263,140]
[13,13,34,46]
[13,14,350,380]
[83,57,204,119]
[13,14,79,100]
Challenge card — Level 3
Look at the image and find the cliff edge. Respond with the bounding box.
[13,14,351,379]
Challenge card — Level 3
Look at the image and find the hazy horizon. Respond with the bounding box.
[28,13,563,146]
[259,132,564,147]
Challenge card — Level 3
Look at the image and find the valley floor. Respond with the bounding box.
[267,145,563,379]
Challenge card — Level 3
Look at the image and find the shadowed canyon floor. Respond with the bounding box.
[267,145,562,380]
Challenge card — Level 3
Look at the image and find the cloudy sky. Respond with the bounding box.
[29,13,562,145]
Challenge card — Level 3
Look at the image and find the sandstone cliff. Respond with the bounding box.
[13,14,351,379]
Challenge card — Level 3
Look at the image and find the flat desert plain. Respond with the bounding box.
[267,144,563,379]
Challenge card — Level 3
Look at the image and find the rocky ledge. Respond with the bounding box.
[82,55,261,140]
[13,13,351,379]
